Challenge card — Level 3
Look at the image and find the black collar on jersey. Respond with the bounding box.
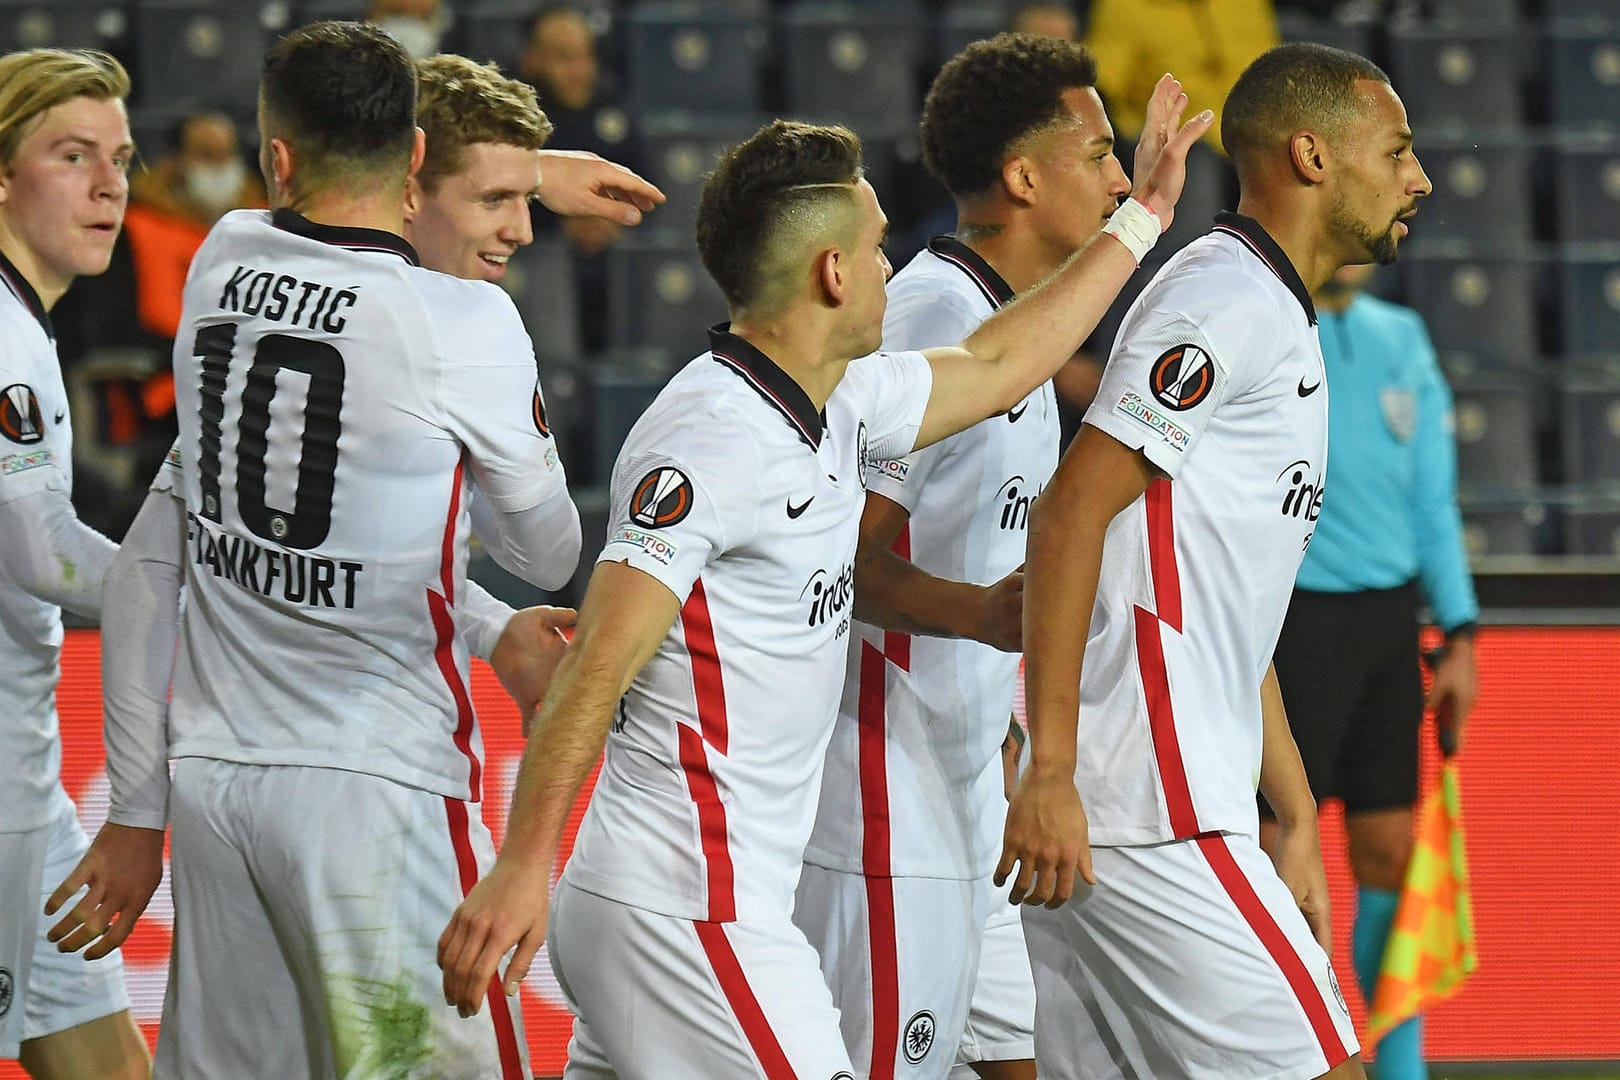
[0,244,54,339]
[927,235,1015,308]
[1211,212,1316,326]
[708,325,826,450]
[271,208,419,266]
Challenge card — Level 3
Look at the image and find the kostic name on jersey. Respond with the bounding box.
[188,513,364,609]
[1277,459,1325,522]
[801,561,855,633]
[217,264,357,333]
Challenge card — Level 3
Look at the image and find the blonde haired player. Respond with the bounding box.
[0,46,149,1080]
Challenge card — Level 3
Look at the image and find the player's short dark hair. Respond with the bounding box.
[1222,43,1390,171]
[920,33,1099,200]
[261,21,417,188]
[696,120,864,310]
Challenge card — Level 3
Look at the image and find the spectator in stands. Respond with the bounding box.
[130,112,265,231]
[365,0,445,59]
[1262,263,1480,1080]
[1010,2,1083,41]
[1085,0,1279,154]
[520,3,639,351]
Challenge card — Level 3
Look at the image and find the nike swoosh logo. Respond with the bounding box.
[53,410,65,424]
[1007,401,1028,423]
[1297,379,1321,398]
[786,496,814,519]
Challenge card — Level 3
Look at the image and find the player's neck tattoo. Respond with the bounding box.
[956,222,1003,246]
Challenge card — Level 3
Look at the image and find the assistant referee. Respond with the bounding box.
[1261,261,1479,1080]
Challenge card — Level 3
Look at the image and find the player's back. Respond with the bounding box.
[169,209,560,800]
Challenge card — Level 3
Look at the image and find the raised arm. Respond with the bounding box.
[996,425,1155,905]
[914,78,1214,451]
[438,559,677,1016]
[534,149,666,225]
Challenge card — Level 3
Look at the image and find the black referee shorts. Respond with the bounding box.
[1260,582,1425,818]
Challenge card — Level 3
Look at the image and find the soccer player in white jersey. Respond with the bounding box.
[0,47,150,1080]
[41,46,663,981]
[41,24,584,1077]
[439,93,1213,1076]
[998,43,1432,1080]
[794,34,1129,1080]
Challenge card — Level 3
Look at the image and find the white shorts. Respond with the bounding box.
[1022,833,1359,1080]
[949,896,1035,1077]
[0,783,130,1059]
[155,758,529,1080]
[794,864,992,1079]
[550,877,852,1079]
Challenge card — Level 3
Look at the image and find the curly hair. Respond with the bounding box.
[1223,43,1389,171]
[696,120,864,311]
[920,32,1099,200]
[415,54,552,193]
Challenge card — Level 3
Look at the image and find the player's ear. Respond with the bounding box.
[1001,153,1037,207]
[408,127,426,181]
[815,244,845,307]
[1289,130,1328,185]
[402,174,421,222]
[267,138,295,195]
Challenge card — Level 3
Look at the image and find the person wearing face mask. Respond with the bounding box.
[366,0,445,60]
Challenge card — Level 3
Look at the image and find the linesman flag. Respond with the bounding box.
[1365,757,1478,1044]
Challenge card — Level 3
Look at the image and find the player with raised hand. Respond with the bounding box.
[998,43,1432,1080]
[439,74,1210,1076]
[794,32,1137,1080]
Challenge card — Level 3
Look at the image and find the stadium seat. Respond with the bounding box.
[637,111,761,238]
[1556,246,1620,357]
[1546,26,1620,132]
[1401,249,1543,366]
[1410,134,1532,246]
[453,0,534,76]
[1552,134,1620,243]
[1387,24,1523,132]
[587,363,670,492]
[1449,373,1539,496]
[605,236,730,353]
[290,0,366,26]
[1559,371,1620,488]
[1460,501,1547,557]
[780,4,925,131]
[1414,0,1520,25]
[1273,11,1373,58]
[623,3,765,118]
[1546,0,1620,30]
[937,1,1007,66]
[1564,505,1620,556]
[0,0,125,53]
[131,0,269,114]
[500,235,584,369]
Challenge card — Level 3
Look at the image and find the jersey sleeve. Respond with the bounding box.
[438,291,571,514]
[598,413,763,606]
[1082,288,1263,478]
[0,361,67,507]
[852,349,934,463]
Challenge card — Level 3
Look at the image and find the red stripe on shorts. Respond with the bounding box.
[1133,605,1200,837]
[1145,477,1182,632]
[857,641,901,1077]
[443,797,525,1080]
[1194,832,1351,1068]
[695,921,801,1080]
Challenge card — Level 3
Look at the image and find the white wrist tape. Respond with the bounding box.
[1102,197,1161,265]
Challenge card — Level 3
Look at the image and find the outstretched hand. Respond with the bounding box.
[536,150,665,226]
[44,822,165,960]
[1129,73,1216,231]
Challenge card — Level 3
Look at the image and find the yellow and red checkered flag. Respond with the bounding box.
[1365,758,1478,1043]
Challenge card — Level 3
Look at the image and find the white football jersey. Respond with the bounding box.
[563,329,933,923]
[1076,213,1329,845]
[804,238,1058,880]
[168,209,571,802]
[0,250,76,832]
